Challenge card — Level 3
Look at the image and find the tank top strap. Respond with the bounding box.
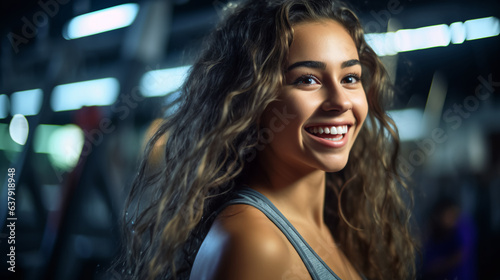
[219,187,342,280]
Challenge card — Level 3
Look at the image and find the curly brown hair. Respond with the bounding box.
[118,0,417,279]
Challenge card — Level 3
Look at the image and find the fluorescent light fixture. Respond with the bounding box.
[465,16,500,41]
[48,124,84,170]
[140,65,191,97]
[11,88,43,116]
[9,114,29,145]
[388,108,424,141]
[0,94,9,119]
[450,22,466,44]
[33,124,85,170]
[395,24,450,53]
[365,33,398,57]
[64,3,139,40]
[51,78,120,112]
[365,16,499,56]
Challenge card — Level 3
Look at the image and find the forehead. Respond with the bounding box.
[289,20,359,64]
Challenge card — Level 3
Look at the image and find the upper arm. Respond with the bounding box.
[215,226,290,280]
[190,206,291,280]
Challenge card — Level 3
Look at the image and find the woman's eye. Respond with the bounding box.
[341,74,361,84]
[293,75,319,86]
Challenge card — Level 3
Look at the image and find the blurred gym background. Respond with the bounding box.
[0,0,499,279]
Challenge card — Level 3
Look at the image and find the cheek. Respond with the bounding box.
[353,93,368,125]
[260,100,301,139]
[261,98,313,150]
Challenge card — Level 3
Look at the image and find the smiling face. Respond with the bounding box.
[259,19,368,174]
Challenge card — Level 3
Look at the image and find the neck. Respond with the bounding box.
[245,156,327,229]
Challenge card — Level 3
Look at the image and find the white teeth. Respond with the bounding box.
[325,135,344,141]
[309,125,348,135]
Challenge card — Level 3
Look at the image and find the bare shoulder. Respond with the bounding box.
[190,204,291,280]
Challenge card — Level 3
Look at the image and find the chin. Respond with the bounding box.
[318,160,349,173]
[322,165,347,173]
[313,153,350,173]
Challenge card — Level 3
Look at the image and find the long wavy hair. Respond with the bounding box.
[119,0,417,279]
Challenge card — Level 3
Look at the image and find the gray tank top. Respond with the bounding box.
[220,187,348,280]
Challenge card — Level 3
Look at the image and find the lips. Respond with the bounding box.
[303,123,352,148]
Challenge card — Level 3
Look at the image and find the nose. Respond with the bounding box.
[320,83,353,113]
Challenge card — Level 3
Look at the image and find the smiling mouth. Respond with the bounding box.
[305,125,349,141]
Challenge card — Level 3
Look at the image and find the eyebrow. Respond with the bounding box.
[286,59,361,72]
[341,59,361,68]
[286,61,326,72]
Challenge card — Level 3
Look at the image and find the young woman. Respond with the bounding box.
[121,0,417,279]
